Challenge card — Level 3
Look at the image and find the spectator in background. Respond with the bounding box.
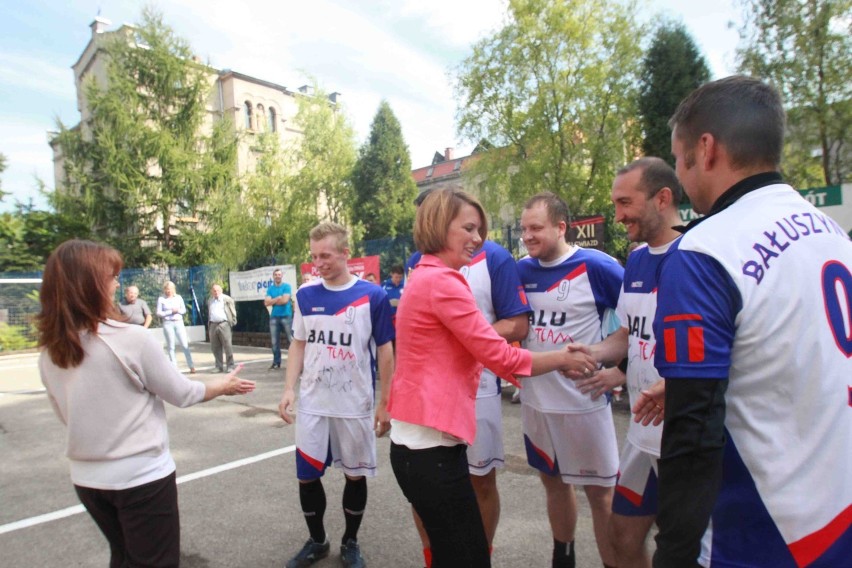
[364,273,377,284]
[37,239,254,568]
[156,281,195,374]
[381,265,405,320]
[265,268,293,370]
[208,284,237,373]
[119,285,152,328]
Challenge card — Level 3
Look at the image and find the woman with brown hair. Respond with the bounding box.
[38,239,255,568]
[388,189,597,567]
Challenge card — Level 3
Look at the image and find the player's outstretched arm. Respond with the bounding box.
[278,340,306,424]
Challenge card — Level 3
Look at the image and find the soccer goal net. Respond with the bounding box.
[0,276,42,351]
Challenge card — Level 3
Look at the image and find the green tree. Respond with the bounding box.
[736,0,851,186]
[639,21,710,165]
[454,0,643,256]
[290,84,359,231]
[0,199,89,272]
[212,83,358,268]
[352,101,418,240]
[51,7,240,266]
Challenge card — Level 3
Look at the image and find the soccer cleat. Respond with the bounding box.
[340,539,365,568]
[285,538,330,568]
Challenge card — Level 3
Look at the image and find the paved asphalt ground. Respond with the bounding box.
[1,342,637,567]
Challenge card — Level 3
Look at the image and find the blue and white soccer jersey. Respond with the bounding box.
[292,276,395,479]
[461,241,531,399]
[517,247,624,485]
[611,242,673,515]
[654,183,852,567]
[517,247,624,412]
[461,241,531,474]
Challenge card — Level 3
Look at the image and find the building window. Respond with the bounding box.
[426,167,434,177]
[244,101,253,130]
[453,160,461,172]
[268,107,277,132]
[257,104,265,132]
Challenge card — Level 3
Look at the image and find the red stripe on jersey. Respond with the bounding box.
[788,503,852,567]
[517,285,528,306]
[664,328,677,363]
[688,327,705,362]
[468,251,486,266]
[615,483,644,507]
[335,294,369,316]
[663,313,703,322]
[297,448,326,472]
[546,263,587,292]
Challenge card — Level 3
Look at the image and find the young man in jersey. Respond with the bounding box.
[517,192,624,568]
[570,157,684,568]
[278,222,395,568]
[405,187,531,566]
[651,76,852,567]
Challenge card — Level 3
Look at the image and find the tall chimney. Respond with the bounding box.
[445,147,454,161]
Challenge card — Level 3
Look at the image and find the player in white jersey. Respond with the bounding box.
[570,157,684,568]
[649,76,852,567]
[517,192,624,568]
[279,222,395,568]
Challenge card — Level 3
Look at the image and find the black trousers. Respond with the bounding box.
[390,442,490,568]
[74,471,180,568]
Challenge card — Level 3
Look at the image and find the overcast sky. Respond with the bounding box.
[0,0,742,211]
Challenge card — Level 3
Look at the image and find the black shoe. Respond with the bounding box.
[340,539,365,568]
[269,363,280,370]
[285,538,330,568]
[214,367,224,373]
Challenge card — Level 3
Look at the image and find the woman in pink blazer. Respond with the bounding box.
[388,189,596,567]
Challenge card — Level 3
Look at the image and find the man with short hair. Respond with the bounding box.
[652,75,852,567]
[381,265,405,319]
[119,285,152,328]
[208,284,237,373]
[265,268,293,370]
[517,192,624,568]
[279,222,395,568]
[570,157,684,568]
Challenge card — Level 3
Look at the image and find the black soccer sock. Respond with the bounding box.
[298,480,327,544]
[552,539,575,568]
[341,476,367,544]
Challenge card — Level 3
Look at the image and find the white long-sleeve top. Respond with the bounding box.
[39,319,206,489]
[156,294,187,321]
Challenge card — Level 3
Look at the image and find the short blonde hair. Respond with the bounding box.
[309,222,349,252]
[163,281,176,294]
[414,189,488,254]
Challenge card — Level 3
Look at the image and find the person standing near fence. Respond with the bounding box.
[208,284,237,373]
[118,285,152,328]
[157,281,195,374]
[265,268,293,370]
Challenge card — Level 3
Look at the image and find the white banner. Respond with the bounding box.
[228,265,298,302]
